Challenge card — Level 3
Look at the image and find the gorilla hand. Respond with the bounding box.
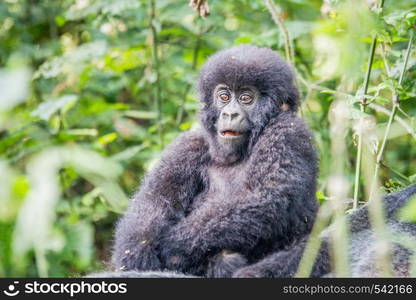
[207,250,248,278]
[115,241,162,272]
[158,236,195,273]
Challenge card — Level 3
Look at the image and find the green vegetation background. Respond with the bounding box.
[0,0,415,277]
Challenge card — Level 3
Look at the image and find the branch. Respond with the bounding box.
[264,0,294,66]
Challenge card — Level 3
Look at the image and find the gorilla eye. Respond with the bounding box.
[239,94,253,103]
[219,93,230,102]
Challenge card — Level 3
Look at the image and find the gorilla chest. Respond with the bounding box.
[187,162,248,213]
[206,163,247,198]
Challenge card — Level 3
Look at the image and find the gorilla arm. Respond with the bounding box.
[160,114,318,274]
[159,191,283,274]
[232,237,331,277]
[112,131,208,271]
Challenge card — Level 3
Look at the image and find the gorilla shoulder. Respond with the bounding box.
[161,129,209,161]
[260,111,315,146]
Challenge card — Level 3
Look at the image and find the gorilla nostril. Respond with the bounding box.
[230,113,240,121]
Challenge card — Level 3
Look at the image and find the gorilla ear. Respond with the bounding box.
[271,69,300,113]
[284,83,300,112]
[280,103,290,111]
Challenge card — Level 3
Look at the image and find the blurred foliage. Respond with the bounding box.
[0,0,415,277]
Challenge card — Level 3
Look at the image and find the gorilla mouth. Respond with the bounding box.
[220,130,242,137]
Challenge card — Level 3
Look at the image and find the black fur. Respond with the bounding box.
[111,45,318,277]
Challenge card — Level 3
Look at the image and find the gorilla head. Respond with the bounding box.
[198,45,299,164]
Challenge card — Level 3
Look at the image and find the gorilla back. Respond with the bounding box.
[347,184,416,277]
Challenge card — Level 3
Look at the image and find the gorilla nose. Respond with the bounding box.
[222,111,240,121]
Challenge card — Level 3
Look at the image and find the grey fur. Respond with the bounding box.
[346,184,416,277]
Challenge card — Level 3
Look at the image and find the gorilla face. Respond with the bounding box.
[198,45,299,164]
[214,84,259,148]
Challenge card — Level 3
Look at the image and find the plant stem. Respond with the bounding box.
[353,38,377,208]
[380,162,411,183]
[264,0,294,65]
[149,0,163,147]
[362,143,393,276]
[265,0,304,115]
[359,29,413,278]
[398,32,413,85]
[295,202,332,277]
[176,36,202,125]
[368,103,416,139]
[35,248,48,277]
[352,0,386,208]
[368,32,414,202]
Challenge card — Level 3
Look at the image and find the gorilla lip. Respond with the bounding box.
[220,130,242,137]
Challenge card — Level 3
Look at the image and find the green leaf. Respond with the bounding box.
[12,146,127,275]
[97,132,118,146]
[64,128,98,136]
[398,195,416,222]
[32,95,78,121]
[179,122,192,131]
[103,47,145,73]
[111,145,146,162]
[66,222,94,268]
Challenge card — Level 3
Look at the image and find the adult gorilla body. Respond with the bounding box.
[112,45,321,277]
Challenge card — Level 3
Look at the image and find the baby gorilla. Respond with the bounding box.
[112,45,318,277]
